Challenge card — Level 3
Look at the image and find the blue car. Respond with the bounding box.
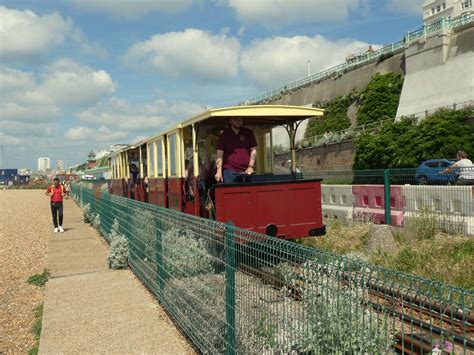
[415,159,457,185]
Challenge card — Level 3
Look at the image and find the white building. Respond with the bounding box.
[38,157,51,172]
[57,160,64,172]
[423,0,473,25]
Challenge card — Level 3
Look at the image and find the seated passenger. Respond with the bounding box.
[215,117,257,183]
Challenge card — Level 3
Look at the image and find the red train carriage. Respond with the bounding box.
[109,105,325,239]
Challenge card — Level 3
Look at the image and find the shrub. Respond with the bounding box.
[162,227,214,278]
[108,218,129,269]
[357,73,404,126]
[306,95,352,137]
[82,203,91,223]
[277,259,393,353]
[27,269,49,287]
[108,235,129,269]
[354,107,474,169]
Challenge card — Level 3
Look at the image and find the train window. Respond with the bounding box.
[169,133,177,176]
[148,142,156,177]
[157,138,163,176]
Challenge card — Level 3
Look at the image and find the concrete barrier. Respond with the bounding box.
[402,185,474,235]
[321,185,354,220]
[352,185,404,226]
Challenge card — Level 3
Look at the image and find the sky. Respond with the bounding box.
[0,0,423,170]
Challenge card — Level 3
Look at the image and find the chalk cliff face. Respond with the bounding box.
[396,25,474,119]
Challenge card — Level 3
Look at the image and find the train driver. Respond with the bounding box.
[215,117,257,183]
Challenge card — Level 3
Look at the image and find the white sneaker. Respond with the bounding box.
[54,228,59,233]
[58,226,64,233]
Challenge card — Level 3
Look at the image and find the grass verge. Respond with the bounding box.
[28,303,44,355]
[296,219,474,289]
[27,269,49,287]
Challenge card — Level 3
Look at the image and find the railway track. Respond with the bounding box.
[238,262,473,354]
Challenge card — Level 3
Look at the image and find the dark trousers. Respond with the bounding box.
[51,202,63,228]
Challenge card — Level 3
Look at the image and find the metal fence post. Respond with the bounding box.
[384,169,392,225]
[225,222,236,355]
[155,211,165,299]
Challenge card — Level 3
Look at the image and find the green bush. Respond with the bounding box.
[108,219,129,269]
[27,269,49,287]
[357,73,404,126]
[306,95,353,137]
[354,108,474,169]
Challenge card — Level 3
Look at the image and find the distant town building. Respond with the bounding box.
[87,151,97,169]
[38,157,51,172]
[57,160,64,172]
[0,169,29,186]
[423,0,473,25]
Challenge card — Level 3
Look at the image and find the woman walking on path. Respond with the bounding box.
[45,177,65,233]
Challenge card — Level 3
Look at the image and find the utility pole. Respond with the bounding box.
[307,59,311,77]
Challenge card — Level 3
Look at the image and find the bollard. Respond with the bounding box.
[384,169,392,226]
[225,222,236,355]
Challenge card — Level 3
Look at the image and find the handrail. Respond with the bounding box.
[241,14,473,105]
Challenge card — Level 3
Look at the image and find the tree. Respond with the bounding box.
[353,108,474,169]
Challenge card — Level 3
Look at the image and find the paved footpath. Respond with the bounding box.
[40,198,192,354]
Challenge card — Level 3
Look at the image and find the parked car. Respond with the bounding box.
[415,159,457,185]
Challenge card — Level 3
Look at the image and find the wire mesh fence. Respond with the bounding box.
[72,184,473,354]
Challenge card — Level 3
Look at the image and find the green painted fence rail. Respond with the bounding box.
[72,185,473,354]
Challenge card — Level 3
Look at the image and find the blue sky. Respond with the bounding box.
[0,0,423,170]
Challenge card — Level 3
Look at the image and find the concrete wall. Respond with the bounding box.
[264,52,405,106]
[396,24,474,118]
[274,140,356,172]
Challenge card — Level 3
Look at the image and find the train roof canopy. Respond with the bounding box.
[181,105,324,127]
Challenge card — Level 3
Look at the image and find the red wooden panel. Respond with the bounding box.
[148,178,167,207]
[168,178,183,212]
[215,180,324,239]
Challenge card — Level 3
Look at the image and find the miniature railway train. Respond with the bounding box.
[108,105,326,239]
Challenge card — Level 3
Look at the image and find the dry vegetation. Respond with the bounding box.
[297,218,474,289]
[0,190,50,353]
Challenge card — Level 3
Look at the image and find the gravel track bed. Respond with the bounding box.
[0,190,50,353]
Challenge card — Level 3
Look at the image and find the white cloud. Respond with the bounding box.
[387,0,423,15]
[225,0,359,26]
[125,29,240,81]
[0,6,73,61]
[65,125,127,142]
[0,61,115,125]
[42,59,116,107]
[76,96,203,132]
[71,0,193,18]
[0,68,58,122]
[240,35,372,89]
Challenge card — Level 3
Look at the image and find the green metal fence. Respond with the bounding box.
[72,185,473,354]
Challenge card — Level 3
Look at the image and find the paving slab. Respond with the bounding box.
[39,198,192,354]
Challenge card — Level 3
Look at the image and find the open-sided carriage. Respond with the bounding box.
[109,105,325,239]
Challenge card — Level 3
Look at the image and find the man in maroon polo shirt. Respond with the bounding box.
[215,117,257,183]
[45,177,66,233]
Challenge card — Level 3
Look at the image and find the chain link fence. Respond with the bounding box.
[72,184,472,354]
